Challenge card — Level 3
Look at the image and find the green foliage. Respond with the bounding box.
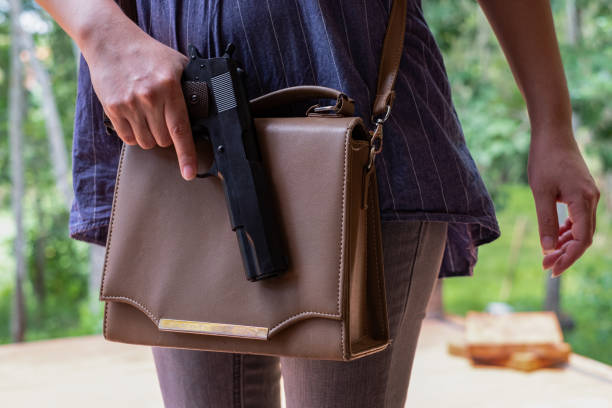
[41,20,78,140]
[0,199,90,343]
[0,0,609,370]
[24,204,90,338]
[424,0,612,365]
[0,22,10,206]
[0,284,13,342]
[423,0,612,194]
[424,0,531,199]
[443,184,612,364]
[443,184,548,314]
[0,2,91,344]
[561,242,612,364]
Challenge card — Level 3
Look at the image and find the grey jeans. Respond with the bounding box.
[152,220,448,408]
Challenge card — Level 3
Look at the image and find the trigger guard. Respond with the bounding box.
[194,132,217,178]
[196,160,218,178]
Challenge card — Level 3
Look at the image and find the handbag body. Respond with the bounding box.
[101,0,408,361]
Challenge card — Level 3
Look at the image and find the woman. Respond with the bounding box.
[36,0,599,406]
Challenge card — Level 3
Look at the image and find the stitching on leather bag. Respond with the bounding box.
[100,144,125,300]
[104,295,160,324]
[100,146,164,329]
[338,122,353,359]
[101,144,126,336]
[268,119,351,349]
[268,310,342,334]
[104,121,357,342]
[103,300,109,338]
[336,122,350,316]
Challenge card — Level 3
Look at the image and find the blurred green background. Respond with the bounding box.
[0,0,610,365]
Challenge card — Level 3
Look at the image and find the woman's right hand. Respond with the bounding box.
[81,11,196,180]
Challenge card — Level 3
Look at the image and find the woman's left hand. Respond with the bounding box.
[527,125,600,278]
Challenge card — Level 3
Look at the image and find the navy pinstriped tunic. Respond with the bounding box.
[69,0,501,278]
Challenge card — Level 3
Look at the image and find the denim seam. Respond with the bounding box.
[398,221,424,332]
[382,221,424,407]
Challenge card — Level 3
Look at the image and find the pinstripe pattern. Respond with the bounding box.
[265,0,290,87]
[69,0,500,278]
[316,0,343,90]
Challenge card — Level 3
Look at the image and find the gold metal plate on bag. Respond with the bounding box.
[158,318,269,340]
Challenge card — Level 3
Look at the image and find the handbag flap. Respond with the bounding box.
[100,116,372,340]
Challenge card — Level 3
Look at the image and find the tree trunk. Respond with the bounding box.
[20,30,72,210]
[476,8,492,81]
[9,0,27,343]
[32,195,47,321]
[566,0,582,46]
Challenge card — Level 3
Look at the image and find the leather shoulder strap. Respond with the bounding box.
[116,0,406,121]
[373,0,407,120]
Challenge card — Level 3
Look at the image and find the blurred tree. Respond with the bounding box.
[0,0,608,358]
[423,0,611,204]
[8,0,26,343]
[1,0,87,343]
[21,31,72,209]
[566,0,582,45]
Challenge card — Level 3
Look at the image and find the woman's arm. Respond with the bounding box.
[35,0,197,180]
[476,0,600,277]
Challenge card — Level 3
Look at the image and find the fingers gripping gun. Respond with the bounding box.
[182,44,288,282]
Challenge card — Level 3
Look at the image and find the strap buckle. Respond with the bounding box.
[370,104,392,125]
[367,105,391,170]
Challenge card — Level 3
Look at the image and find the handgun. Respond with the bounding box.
[181,43,288,282]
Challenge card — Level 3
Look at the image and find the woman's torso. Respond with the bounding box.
[69,0,500,277]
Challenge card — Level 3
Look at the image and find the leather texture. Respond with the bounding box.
[101,116,389,360]
[103,0,408,361]
[372,0,407,119]
[250,85,355,117]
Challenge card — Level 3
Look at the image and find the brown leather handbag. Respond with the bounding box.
[101,0,407,361]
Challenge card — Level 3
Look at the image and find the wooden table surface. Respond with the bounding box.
[406,317,612,408]
[1,317,610,407]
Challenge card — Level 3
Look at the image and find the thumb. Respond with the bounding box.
[532,190,559,254]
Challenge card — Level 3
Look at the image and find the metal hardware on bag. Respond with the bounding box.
[306,104,338,116]
[306,93,352,117]
[159,318,269,340]
[371,104,392,125]
[367,105,391,170]
[313,104,338,113]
